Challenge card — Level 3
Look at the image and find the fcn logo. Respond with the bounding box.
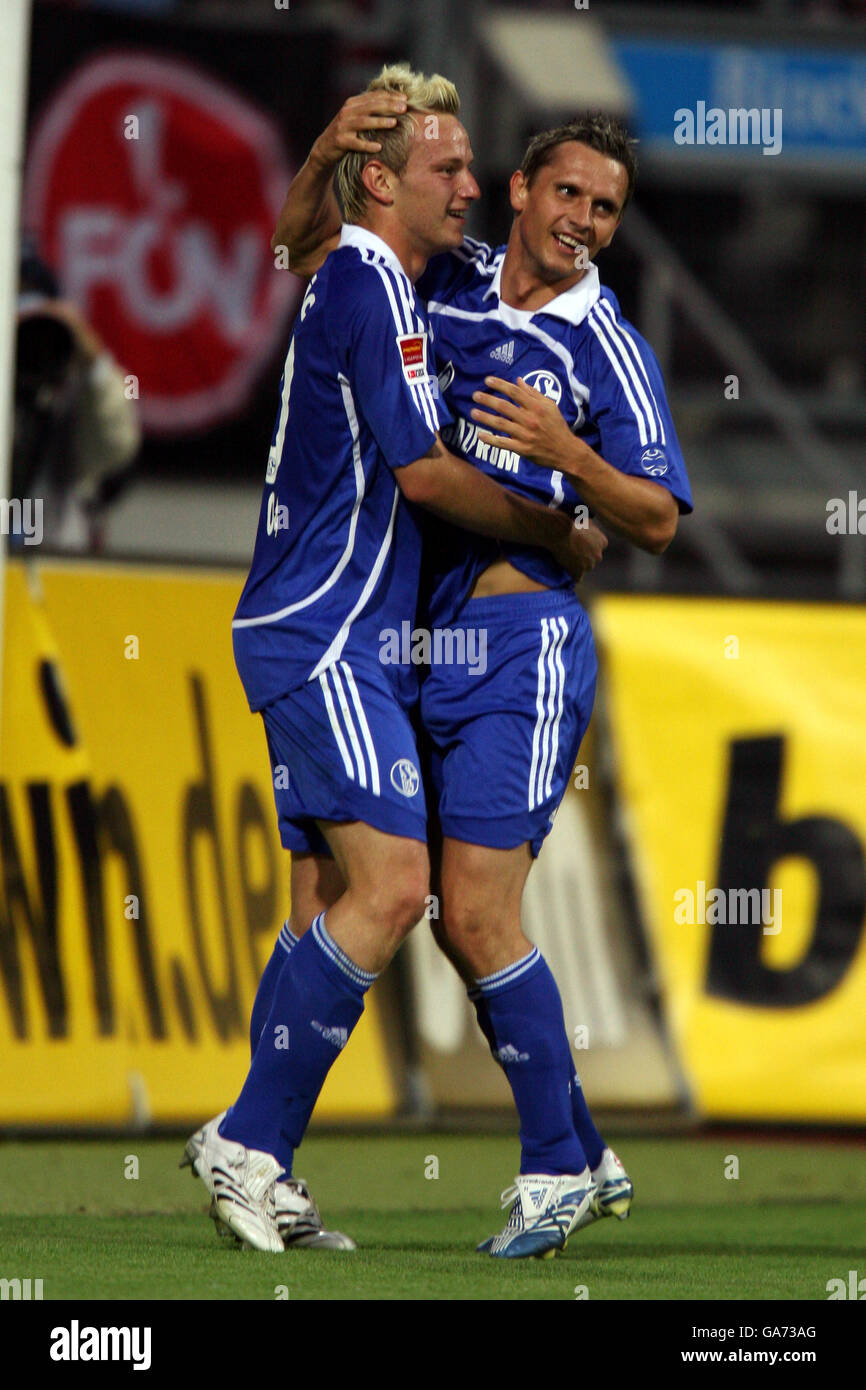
[24,53,298,433]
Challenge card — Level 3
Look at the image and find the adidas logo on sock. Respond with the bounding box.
[493,1043,530,1063]
[490,340,515,365]
[310,1020,349,1050]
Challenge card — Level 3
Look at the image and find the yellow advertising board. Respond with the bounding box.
[0,559,398,1125]
[595,596,866,1121]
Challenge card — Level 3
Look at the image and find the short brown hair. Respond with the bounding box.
[336,64,460,224]
[520,114,638,212]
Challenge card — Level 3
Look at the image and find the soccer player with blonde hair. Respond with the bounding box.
[183,63,603,1253]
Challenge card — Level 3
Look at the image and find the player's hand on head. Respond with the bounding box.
[312,91,408,167]
[471,376,574,472]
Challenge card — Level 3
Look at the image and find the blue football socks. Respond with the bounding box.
[470,948,588,1176]
[570,1065,605,1171]
[222,914,376,1174]
[248,920,298,1057]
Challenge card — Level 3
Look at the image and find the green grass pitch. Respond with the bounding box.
[1,1131,864,1301]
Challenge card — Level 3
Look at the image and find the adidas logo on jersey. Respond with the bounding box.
[311,1020,349,1050]
[493,1043,530,1064]
[490,340,515,365]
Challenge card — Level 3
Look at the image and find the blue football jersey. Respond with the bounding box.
[416,237,693,626]
[233,225,451,711]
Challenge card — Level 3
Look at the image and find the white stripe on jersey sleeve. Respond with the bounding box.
[362,247,411,333]
[364,252,439,435]
[409,315,444,434]
[452,239,498,273]
[392,261,419,332]
[588,309,651,447]
[393,269,442,433]
[589,303,661,447]
[595,298,666,446]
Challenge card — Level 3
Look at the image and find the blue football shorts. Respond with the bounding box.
[259,656,427,855]
[419,589,597,857]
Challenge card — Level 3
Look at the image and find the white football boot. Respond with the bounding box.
[181,1114,283,1252]
[591,1147,634,1220]
[567,1146,635,1237]
[183,1113,355,1250]
[180,1112,227,1193]
[274,1178,356,1250]
[477,1170,596,1259]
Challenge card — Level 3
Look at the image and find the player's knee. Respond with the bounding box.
[444,920,492,963]
[441,879,525,964]
[390,873,430,937]
[441,897,478,943]
[439,873,501,940]
[372,849,429,939]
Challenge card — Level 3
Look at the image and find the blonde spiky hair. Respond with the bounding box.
[336,63,460,224]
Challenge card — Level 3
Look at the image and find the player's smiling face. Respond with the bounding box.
[392,114,480,257]
[510,141,628,286]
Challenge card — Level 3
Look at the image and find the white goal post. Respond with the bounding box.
[0,0,33,734]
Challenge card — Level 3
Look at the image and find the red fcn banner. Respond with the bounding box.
[24,52,298,434]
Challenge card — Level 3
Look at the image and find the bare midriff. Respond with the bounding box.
[468,556,551,599]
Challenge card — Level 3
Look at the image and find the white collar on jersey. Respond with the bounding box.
[482,252,601,327]
[339,223,408,279]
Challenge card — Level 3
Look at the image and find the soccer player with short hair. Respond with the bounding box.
[415,115,693,1254]
[182,67,601,1253]
[271,81,693,1258]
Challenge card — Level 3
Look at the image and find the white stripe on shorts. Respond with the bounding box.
[528,617,568,811]
[318,662,381,797]
[546,617,568,799]
[328,662,368,789]
[318,668,355,780]
[339,660,381,797]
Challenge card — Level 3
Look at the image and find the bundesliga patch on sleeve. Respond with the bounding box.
[396,332,429,384]
[639,446,668,477]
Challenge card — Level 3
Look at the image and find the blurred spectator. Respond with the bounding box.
[13,241,141,552]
